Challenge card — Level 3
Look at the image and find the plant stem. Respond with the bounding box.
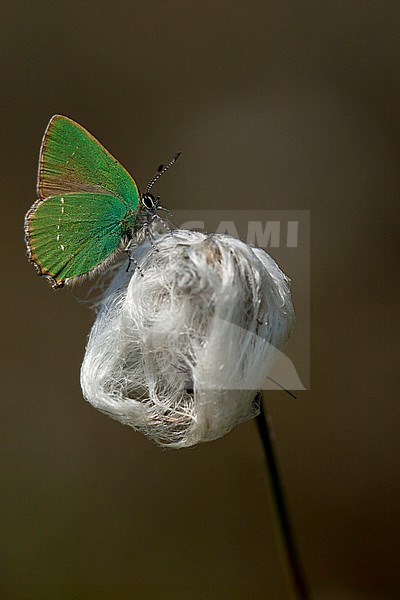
[255,391,310,600]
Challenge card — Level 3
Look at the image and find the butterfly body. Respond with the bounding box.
[25,115,172,288]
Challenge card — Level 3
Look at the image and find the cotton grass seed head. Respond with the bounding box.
[80,230,295,448]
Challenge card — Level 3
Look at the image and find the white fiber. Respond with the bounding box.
[81,231,295,448]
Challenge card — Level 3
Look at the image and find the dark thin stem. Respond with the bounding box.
[266,376,298,399]
[255,391,310,600]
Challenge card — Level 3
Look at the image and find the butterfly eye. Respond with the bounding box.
[142,194,156,210]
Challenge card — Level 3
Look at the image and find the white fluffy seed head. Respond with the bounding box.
[80,230,295,448]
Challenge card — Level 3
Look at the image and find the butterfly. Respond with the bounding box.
[24,115,180,288]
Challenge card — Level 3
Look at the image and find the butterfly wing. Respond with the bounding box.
[37,115,140,209]
[25,192,135,287]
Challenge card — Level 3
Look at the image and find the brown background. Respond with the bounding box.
[1,1,399,598]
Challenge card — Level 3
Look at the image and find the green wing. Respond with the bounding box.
[37,115,140,209]
[25,192,136,287]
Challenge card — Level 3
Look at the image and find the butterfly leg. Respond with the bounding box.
[154,213,177,235]
[126,252,144,276]
[142,219,160,253]
[125,239,144,276]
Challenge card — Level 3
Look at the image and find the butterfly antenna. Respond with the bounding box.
[145,152,182,194]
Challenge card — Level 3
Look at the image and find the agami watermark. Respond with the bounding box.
[171,210,310,390]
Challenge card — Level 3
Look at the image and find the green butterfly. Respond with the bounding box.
[24,115,180,288]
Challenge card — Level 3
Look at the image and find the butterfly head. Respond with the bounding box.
[141,193,160,213]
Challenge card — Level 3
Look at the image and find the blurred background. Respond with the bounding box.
[1,1,399,598]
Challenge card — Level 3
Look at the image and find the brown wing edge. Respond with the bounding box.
[36,114,141,201]
[24,197,127,289]
[36,114,60,200]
